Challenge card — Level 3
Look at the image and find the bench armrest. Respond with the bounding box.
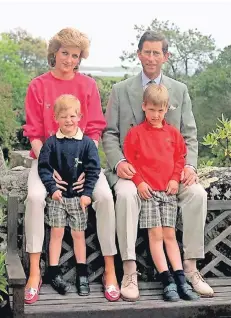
[5,252,26,286]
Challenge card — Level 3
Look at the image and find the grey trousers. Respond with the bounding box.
[114,178,207,261]
[25,160,117,256]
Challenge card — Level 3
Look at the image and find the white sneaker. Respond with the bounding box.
[185,271,214,297]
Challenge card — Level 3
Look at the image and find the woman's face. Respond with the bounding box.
[54,46,81,74]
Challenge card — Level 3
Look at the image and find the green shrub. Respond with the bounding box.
[202,114,231,167]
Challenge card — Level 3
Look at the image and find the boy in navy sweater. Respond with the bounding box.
[38,94,100,296]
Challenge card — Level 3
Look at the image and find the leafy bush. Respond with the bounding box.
[202,114,231,167]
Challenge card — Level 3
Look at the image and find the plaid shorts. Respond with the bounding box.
[45,197,88,231]
[139,191,177,229]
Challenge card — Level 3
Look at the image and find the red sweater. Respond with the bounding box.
[23,72,106,158]
[123,121,186,191]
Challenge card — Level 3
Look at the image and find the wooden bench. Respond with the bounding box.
[6,194,231,317]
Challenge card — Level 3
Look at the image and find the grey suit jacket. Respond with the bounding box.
[102,72,198,187]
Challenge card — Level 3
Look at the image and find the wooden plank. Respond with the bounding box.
[7,195,19,252]
[12,286,24,318]
[207,200,231,211]
[5,253,26,285]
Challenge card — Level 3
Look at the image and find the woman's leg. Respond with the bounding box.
[92,171,118,286]
[24,160,47,289]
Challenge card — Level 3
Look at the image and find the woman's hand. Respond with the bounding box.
[73,172,85,192]
[53,170,68,191]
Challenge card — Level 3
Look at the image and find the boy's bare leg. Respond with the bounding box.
[162,227,183,271]
[148,227,168,272]
[49,228,65,265]
[71,230,86,263]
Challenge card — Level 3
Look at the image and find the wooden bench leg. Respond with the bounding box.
[13,286,24,318]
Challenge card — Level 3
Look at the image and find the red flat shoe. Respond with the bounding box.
[102,275,120,302]
[24,278,42,304]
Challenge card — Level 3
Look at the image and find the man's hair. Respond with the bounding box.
[54,94,81,117]
[47,27,90,67]
[138,31,168,54]
[143,84,169,108]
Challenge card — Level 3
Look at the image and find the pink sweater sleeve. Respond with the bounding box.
[84,80,106,141]
[23,81,44,143]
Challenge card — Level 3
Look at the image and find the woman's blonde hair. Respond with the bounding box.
[47,27,90,67]
[54,94,81,117]
[143,84,169,108]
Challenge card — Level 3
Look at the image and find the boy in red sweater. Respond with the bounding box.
[123,84,199,302]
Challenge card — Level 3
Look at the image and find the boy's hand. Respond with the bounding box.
[166,180,179,195]
[52,190,63,202]
[137,182,153,200]
[80,195,91,212]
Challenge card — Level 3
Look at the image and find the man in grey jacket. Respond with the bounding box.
[102,31,213,301]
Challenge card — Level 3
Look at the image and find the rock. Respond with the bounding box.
[9,150,32,169]
[198,166,231,199]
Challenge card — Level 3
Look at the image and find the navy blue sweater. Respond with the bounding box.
[38,135,100,198]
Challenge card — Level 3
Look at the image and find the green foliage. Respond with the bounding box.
[95,76,123,113]
[0,33,30,120]
[0,81,18,148]
[202,114,231,166]
[120,18,216,78]
[0,253,7,302]
[3,28,48,76]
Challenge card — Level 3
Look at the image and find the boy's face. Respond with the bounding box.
[142,102,168,128]
[56,107,81,136]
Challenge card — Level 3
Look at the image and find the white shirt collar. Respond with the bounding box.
[141,71,162,88]
[56,128,83,140]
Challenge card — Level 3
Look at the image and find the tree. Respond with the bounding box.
[0,80,18,149]
[0,34,30,121]
[2,28,48,76]
[120,19,216,78]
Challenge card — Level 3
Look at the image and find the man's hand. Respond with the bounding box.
[53,170,68,191]
[181,167,199,186]
[73,172,85,192]
[137,182,153,200]
[80,195,91,212]
[166,180,179,195]
[116,161,136,179]
[52,190,63,202]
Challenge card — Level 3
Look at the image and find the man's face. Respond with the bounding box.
[137,41,169,79]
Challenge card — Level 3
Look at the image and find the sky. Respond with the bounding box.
[0,0,231,67]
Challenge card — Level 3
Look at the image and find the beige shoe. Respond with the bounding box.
[185,271,214,297]
[121,272,139,302]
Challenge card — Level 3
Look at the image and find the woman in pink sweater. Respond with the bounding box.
[23,27,119,304]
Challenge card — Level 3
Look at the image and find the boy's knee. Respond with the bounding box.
[71,230,84,240]
[148,227,163,241]
[51,227,64,240]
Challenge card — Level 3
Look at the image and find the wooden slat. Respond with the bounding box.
[207,200,231,211]
[5,252,26,286]
[7,195,19,251]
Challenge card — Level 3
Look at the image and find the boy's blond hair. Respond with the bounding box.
[54,94,81,117]
[143,84,169,108]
